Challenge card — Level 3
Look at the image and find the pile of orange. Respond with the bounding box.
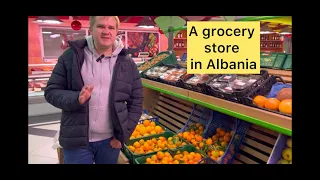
[130,120,164,139]
[253,95,292,115]
[128,135,187,155]
[144,150,204,164]
[177,123,204,149]
[202,128,234,161]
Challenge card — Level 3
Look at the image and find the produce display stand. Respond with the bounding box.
[136,16,292,164]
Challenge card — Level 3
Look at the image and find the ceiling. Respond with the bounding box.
[29,16,291,32]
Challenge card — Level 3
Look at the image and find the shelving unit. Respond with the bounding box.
[142,78,292,136]
[260,33,284,53]
[173,29,187,57]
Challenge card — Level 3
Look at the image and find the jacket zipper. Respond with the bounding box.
[110,59,121,141]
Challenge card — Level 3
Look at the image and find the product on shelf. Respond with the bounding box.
[28,78,48,92]
[144,66,170,78]
[160,67,187,82]
[177,123,205,147]
[207,74,262,94]
[127,133,187,155]
[137,54,169,72]
[201,128,235,162]
[253,87,292,115]
[185,74,209,86]
[278,137,292,164]
[130,120,165,139]
[277,88,292,101]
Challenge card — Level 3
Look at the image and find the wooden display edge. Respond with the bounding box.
[142,78,292,136]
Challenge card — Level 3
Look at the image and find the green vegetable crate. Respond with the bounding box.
[123,131,189,164]
[272,53,287,69]
[134,145,208,164]
[260,52,278,68]
[138,51,177,77]
[282,54,292,70]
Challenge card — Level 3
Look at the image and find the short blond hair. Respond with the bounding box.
[89,16,120,30]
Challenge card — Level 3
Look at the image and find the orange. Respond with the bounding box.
[216,128,221,133]
[139,127,147,135]
[223,136,230,143]
[151,155,157,161]
[199,142,204,148]
[264,98,280,111]
[146,158,152,163]
[211,135,218,142]
[143,120,151,127]
[146,126,153,133]
[219,130,226,137]
[253,95,267,108]
[173,160,179,164]
[196,123,201,127]
[133,142,141,148]
[157,151,165,160]
[199,126,204,131]
[196,136,202,142]
[219,151,224,157]
[206,138,213,145]
[128,146,135,152]
[131,131,138,137]
[225,132,231,137]
[150,130,157,135]
[178,133,183,138]
[164,152,171,158]
[187,154,194,160]
[150,121,156,127]
[279,99,292,114]
[154,126,163,134]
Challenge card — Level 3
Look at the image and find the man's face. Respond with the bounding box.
[90,16,117,49]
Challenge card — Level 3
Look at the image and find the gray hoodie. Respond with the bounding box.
[81,35,124,142]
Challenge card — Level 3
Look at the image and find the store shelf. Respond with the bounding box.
[142,78,292,136]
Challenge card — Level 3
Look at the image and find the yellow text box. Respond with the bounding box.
[187,21,260,74]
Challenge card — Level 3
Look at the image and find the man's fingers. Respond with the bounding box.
[88,85,94,92]
[79,96,84,104]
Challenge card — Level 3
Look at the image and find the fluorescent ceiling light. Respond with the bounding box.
[34,16,64,24]
[42,31,52,34]
[136,16,155,28]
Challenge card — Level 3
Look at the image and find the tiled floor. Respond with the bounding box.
[28,120,60,164]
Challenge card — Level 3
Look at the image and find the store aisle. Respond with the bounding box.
[28,120,60,164]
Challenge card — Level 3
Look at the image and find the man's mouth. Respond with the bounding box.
[101,37,111,40]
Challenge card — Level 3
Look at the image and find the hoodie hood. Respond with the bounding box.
[85,35,124,57]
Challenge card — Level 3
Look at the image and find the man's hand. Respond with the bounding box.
[79,85,94,105]
[110,137,122,149]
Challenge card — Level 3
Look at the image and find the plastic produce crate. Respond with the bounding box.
[123,131,188,164]
[202,111,250,164]
[134,145,208,164]
[282,54,292,70]
[272,53,287,69]
[180,74,218,95]
[267,134,291,164]
[130,116,170,141]
[158,64,186,88]
[205,70,269,103]
[260,52,277,68]
[241,75,292,117]
[177,104,214,138]
[138,51,177,77]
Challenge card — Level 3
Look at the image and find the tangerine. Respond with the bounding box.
[279,99,292,114]
[265,98,280,111]
[253,95,267,108]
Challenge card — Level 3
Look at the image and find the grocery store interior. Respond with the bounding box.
[28,16,292,164]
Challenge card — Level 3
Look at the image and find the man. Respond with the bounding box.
[44,16,143,164]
